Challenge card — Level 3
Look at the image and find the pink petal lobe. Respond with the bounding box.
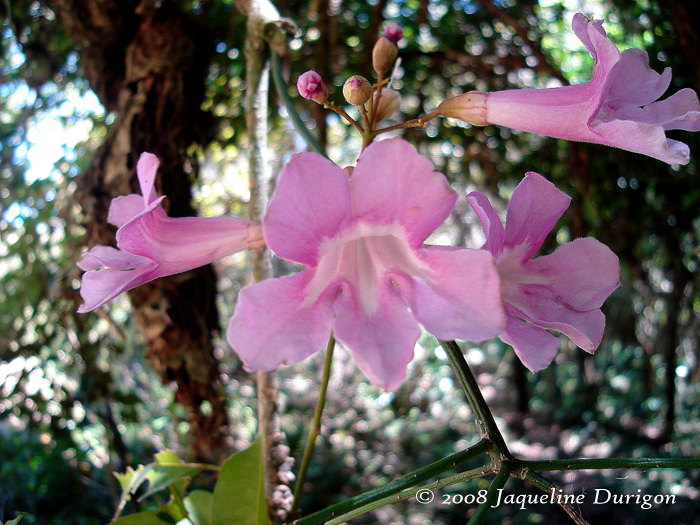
[508,293,606,352]
[77,246,156,312]
[525,237,620,311]
[606,49,671,107]
[136,152,160,205]
[108,194,147,228]
[227,270,335,371]
[503,172,570,261]
[263,152,351,266]
[410,246,505,341]
[332,281,421,391]
[466,191,505,256]
[350,138,457,248]
[593,118,691,164]
[499,310,561,373]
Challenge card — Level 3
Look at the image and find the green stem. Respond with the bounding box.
[438,339,510,455]
[324,464,495,525]
[270,52,327,158]
[467,460,512,525]
[520,469,590,525]
[291,335,336,516]
[522,457,700,471]
[291,439,492,525]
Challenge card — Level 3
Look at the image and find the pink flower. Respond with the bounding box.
[77,153,261,313]
[467,172,620,372]
[442,14,700,164]
[227,138,505,390]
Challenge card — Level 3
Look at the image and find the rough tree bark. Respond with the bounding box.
[50,0,233,462]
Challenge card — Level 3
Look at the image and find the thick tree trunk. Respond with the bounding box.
[50,0,231,462]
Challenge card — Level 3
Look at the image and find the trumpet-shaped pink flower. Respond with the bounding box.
[464,14,700,164]
[77,153,261,313]
[228,138,505,390]
[467,172,620,372]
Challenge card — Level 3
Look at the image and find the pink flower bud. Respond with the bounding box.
[297,71,328,103]
[343,75,372,106]
[383,23,403,44]
[372,37,399,79]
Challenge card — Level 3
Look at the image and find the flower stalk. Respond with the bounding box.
[438,339,511,455]
[290,334,336,516]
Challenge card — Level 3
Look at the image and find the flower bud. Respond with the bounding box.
[436,91,489,126]
[383,23,403,44]
[297,70,329,103]
[343,75,372,106]
[372,37,398,79]
[373,88,401,122]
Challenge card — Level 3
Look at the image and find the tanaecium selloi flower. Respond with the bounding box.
[77,152,262,313]
[227,138,505,390]
[437,13,700,165]
[467,172,620,372]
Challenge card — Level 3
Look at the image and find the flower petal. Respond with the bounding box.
[136,152,160,206]
[466,190,505,256]
[410,246,505,342]
[332,280,421,391]
[503,172,570,261]
[524,237,620,311]
[573,14,621,87]
[263,152,352,266]
[509,292,606,352]
[107,194,149,228]
[499,309,561,373]
[77,246,157,312]
[350,138,457,248]
[605,48,671,108]
[227,270,335,371]
[593,117,692,164]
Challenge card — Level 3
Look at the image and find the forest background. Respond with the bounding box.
[2,0,700,523]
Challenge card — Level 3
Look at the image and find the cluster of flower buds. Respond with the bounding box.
[296,23,404,133]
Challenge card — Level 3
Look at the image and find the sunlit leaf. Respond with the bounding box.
[113,450,205,518]
[183,490,213,525]
[211,436,269,525]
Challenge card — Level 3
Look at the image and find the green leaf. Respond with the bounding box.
[211,436,270,525]
[111,510,175,525]
[3,517,23,525]
[183,490,213,525]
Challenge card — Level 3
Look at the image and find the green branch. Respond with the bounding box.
[522,457,700,471]
[324,464,495,525]
[467,461,512,525]
[291,439,492,525]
